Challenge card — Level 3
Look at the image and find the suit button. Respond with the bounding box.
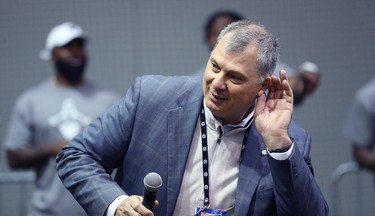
[261,150,267,155]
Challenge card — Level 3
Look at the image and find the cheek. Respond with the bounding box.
[203,74,214,88]
[57,51,71,60]
[233,86,259,102]
[202,80,210,96]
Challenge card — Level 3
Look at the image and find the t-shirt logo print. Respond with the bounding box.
[48,98,92,140]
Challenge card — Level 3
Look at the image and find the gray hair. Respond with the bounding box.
[216,20,280,82]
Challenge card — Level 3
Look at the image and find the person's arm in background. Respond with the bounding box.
[3,94,68,169]
[7,140,68,169]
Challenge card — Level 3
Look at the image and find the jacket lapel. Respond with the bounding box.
[234,125,268,215]
[165,93,202,215]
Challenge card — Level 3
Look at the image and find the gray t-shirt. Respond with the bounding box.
[4,78,119,216]
[343,76,375,148]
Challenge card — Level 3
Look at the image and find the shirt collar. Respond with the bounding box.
[203,100,254,134]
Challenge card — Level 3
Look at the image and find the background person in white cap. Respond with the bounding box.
[3,21,119,216]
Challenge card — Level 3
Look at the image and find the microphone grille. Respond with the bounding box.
[143,172,163,192]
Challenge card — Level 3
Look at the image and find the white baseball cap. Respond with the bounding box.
[39,22,89,60]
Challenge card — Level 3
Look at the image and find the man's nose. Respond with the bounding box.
[68,46,85,58]
[211,73,226,90]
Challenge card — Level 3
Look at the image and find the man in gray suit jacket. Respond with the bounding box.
[57,20,328,216]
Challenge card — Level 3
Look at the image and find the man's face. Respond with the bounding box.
[203,33,263,125]
[52,38,86,66]
[52,38,87,85]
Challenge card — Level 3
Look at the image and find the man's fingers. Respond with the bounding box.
[277,70,293,101]
[267,76,277,99]
[154,200,159,208]
[132,197,153,215]
[282,79,293,97]
[266,75,284,101]
[279,69,288,81]
[255,92,267,117]
[116,196,153,216]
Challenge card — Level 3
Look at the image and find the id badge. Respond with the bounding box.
[194,207,229,216]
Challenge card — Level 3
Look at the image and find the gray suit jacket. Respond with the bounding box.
[57,75,328,216]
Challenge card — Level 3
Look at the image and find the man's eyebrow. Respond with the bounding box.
[210,57,216,64]
[210,57,244,76]
[227,70,245,79]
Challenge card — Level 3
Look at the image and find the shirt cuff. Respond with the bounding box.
[106,195,129,216]
[267,142,294,160]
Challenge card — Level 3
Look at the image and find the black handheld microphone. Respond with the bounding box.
[142,172,163,211]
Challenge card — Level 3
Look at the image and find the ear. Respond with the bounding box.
[256,76,271,97]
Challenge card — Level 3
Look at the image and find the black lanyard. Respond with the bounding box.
[200,105,252,207]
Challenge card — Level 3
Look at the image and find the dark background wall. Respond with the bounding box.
[1,1,374,215]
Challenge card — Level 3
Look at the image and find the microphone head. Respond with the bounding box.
[143,172,163,192]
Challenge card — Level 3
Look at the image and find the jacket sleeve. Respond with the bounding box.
[267,132,329,216]
[56,77,142,216]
